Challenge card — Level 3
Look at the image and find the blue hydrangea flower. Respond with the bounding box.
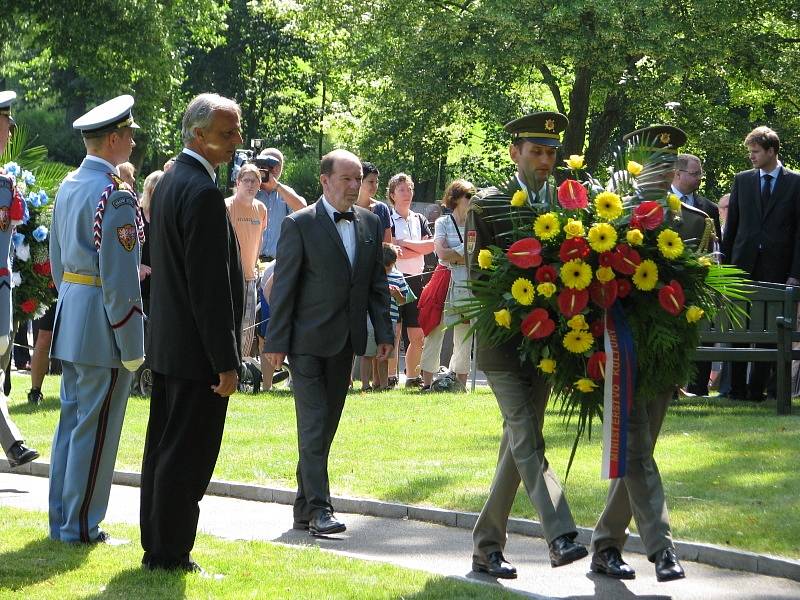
[22,202,29,225]
[11,232,24,248]
[27,192,41,208]
[38,190,49,205]
[22,170,36,186]
[3,162,20,177]
[32,226,48,242]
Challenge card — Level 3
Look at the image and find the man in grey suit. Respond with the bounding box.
[48,95,145,544]
[0,90,39,469]
[264,149,393,536]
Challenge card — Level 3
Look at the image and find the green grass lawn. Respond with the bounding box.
[0,507,523,600]
[8,373,800,558]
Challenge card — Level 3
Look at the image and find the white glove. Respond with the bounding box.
[0,335,8,355]
[122,357,145,372]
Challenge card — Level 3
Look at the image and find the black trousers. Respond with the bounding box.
[140,372,228,567]
[290,341,353,523]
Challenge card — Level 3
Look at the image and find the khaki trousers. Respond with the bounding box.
[591,389,674,559]
[472,370,577,559]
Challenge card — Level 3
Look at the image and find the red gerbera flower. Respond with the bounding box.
[559,237,590,262]
[507,238,543,269]
[590,319,605,338]
[535,264,558,283]
[21,298,38,314]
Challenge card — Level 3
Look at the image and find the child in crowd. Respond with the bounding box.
[371,243,414,390]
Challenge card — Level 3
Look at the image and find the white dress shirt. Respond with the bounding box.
[670,184,694,207]
[321,196,356,266]
[182,148,217,182]
[760,161,782,194]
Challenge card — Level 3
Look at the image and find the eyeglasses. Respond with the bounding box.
[240,177,260,185]
[679,169,704,178]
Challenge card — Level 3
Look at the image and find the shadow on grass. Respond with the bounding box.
[8,395,60,415]
[83,566,187,600]
[0,536,91,589]
[400,574,528,599]
[383,473,459,505]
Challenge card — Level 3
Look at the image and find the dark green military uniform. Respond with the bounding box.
[592,126,704,580]
[467,113,581,564]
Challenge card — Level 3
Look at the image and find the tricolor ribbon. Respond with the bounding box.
[601,300,635,479]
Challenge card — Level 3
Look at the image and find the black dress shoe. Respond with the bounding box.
[654,547,685,582]
[549,534,588,567]
[6,442,39,468]
[472,551,517,579]
[590,547,635,579]
[292,520,309,531]
[90,530,130,546]
[309,510,346,536]
[27,389,43,405]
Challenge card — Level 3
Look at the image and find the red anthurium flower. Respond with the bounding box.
[21,298,38,314]
[590,319,605,338]
[558,236,590,262]
[33,260,52,276]
[557,179,589,210]
[590,279,618,309]
[617,278,632,298]
[535,264,558,283]
[658,280,686,316]
[557,288,590,317]
[598,251,615,267]
[611,244,641,275]
[632,201,664,230]
[587,351,607,381]
[629,214,642,230]
[507,237,543,269]
[521,308,556,339]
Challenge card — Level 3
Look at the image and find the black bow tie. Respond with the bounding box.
[333,211,354,223]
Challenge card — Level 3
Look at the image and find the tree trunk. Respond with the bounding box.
[561,66,592,158]
[585,86,628,172]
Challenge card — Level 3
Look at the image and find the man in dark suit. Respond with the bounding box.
[721,126,800,401]
[671,153,721,396]
[264,149,392,536]
[140,93,244,572]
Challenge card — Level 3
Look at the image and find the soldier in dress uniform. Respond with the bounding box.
[589,125,707,582]
[48,95,145,544]
[466,112,588,580]
[0,90,40,468]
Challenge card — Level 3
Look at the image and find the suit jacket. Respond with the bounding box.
[147,152,244,382]
[721,167,800,282]
[264,200,392,357]
[50,157,144,367]
[692,194,721,243]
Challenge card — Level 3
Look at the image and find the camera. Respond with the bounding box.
[253,154,280,183]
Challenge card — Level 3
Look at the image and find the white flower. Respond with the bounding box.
[11,271,22,287]
[15,243,30,262]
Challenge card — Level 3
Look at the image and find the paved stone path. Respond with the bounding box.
[2,472,799,599]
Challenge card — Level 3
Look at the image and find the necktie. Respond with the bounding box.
[762,174,773,210]
[334,211,354,223]
[681,195,690,207]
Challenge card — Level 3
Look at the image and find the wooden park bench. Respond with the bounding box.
[692,281,800,415]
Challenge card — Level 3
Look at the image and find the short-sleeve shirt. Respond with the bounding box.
[386,267,411,324]
[391,209,431,275]
[371,200,392,233]
[257,185,300,259]
[226,197,268,280]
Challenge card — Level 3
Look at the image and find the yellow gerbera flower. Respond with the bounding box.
[594,191,623,220]
[534,212,560,240]
[657,229,684,259]
[537,282,557,297]
[494,308,512,329]
[667,193,682,212]
[511,277,535,306]
[477,249,493,269]
[575,378,598,393]
[538,358,556,374]
[564,155,585,170]
[560,259,593,290]
[596,266,616,282]
[587,222,618,253]
[563,218,585,239]
[511,189,528,207]
[627,160,644,176]
[626,228,644,246]
[563,330,594,354]
[632,259,658,291]
[686,306,705,323]
[567,314,589,330]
